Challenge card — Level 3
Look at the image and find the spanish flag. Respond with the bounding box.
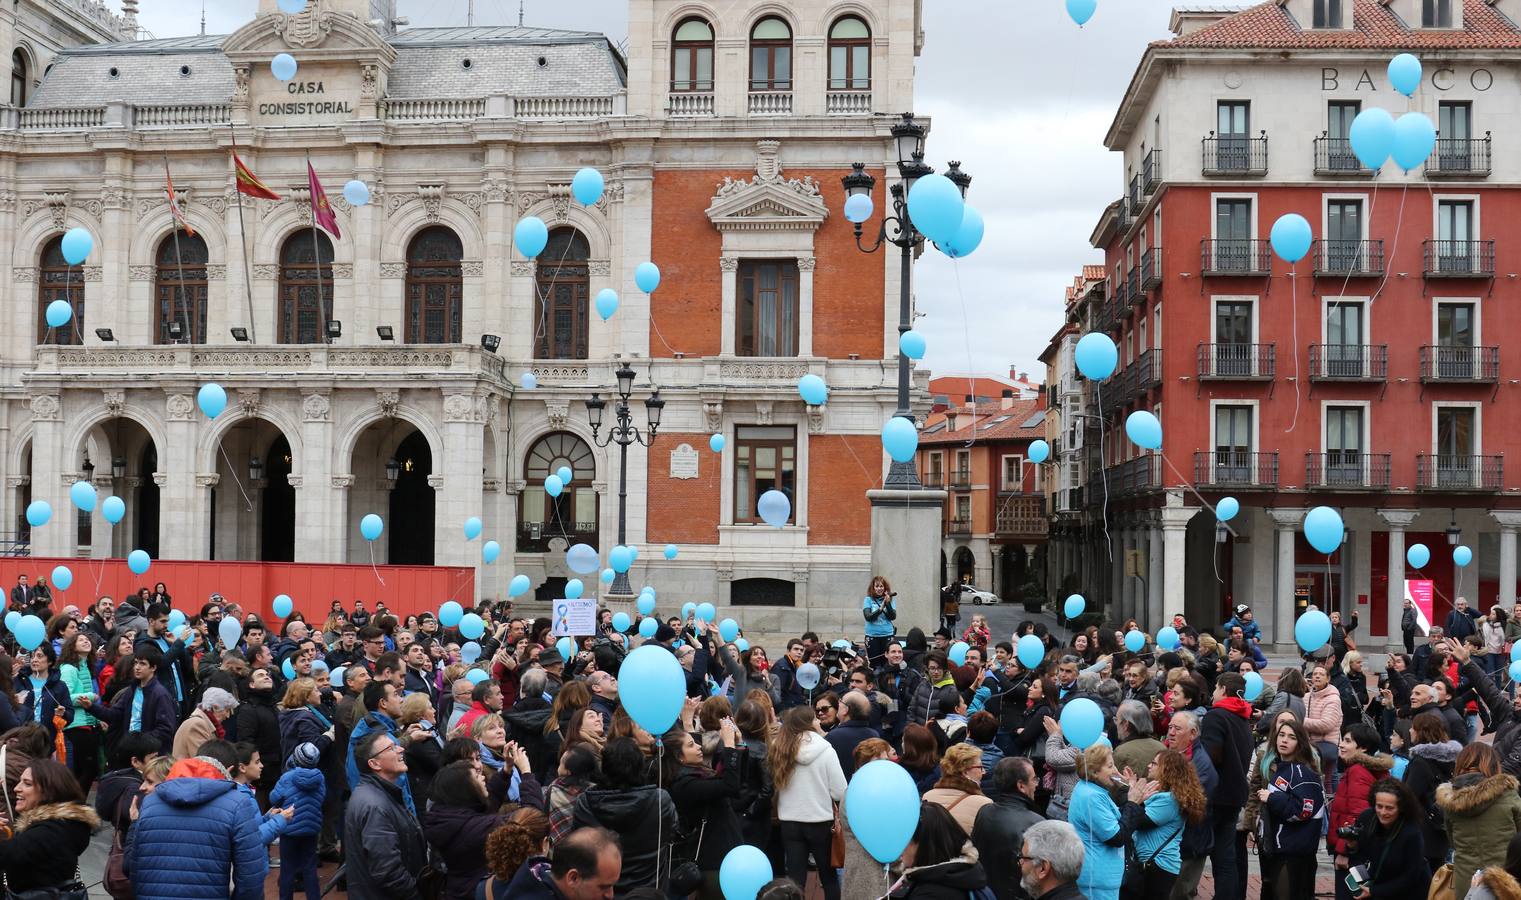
[308,161,341,239]
[233,152,281,200]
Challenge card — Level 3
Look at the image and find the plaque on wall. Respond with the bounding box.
[670,444,700,480]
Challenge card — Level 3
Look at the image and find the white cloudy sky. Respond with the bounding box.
[135,0,1187,380]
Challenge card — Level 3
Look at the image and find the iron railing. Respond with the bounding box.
[1111,454,1162,495]
[1416,454,1504,491]
[1312,239,1385,277]
[1142,148,1162,194]
[1194,451,1279,489]
[1132,349,1161,393]
[1305,453,1392,490]
[948,468,973,489]
[1313,135,1373,176]
[1203,132,1268,176]
[1198,343,1276,379]
[921,472,945,489]
[1140,248,1162,292]
[948,518,973,534]
[1423,240,1496,277]
[1200,239,1272,275]
[1419,345,1499,382]
[1426,135,1492,177]
[517,521,598,553]
[1309,344,1388,380]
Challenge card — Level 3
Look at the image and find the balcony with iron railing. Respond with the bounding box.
[995,495,1048,538]
[1128,175,1143,216]
[1142,148,1162,194]
[1423,240,1496,278]
[921,471,945,489]
[948,468,973,489]
[1126,267,1140,306]
[1426,134,1492,178]
[1116,195,1134,231]
[1131,348,1161,394]
[1202,132,1268,176]
[1195,451,1279,489]
[1312,239,1385,277]
[1200,239,1272,276]
[1308,344,1388,381]
[1419,345,1499,383]
[1197,343,1276,380]
[1140,248,1162,293]
[1416,454,1504,492]
[1111,454,1162,495]
[1305,452,1392,490]
[1313,135,1375,176]
[948,518,973,535]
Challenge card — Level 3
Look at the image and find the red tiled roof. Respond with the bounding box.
[921,399,1046,446]
[1081,265,1106,280]
[1162,0,1521,49]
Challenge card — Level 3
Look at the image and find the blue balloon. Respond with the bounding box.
[571,167,604,206]
[343,180,370,207]
[282,658,297,681]
[1066,0,1097,26]
[198,383,227,419]
[899,330,927,360]
[1124,630,1145,653]
[629,546,640,562]
[682,602,697,620]
[1349,107,1396,170]
[567,543,600,574]
[565,579,584,600]
[1303,505,1344,555]
[612,612,631,633]
[594,288,619,322]
[948,641,970,666]
[273,594,293,617]
[218,617,242,648]
[637,593,656,616]
[509,574,531,597]
[639,616,658,638]
[844,193,873,224]
[557,466,573,486]
[719,845,773,900]
[102,495,125,524]
[620,644,686,734]
[1217,497,1240,523]
[438,601,464,627]
[1157,626,1180,651]
[1243,671,1265,702]
[1511,659,1521,684]
[271,53,297,82]
[905,173,964,244]
[514,217,548,258]
[51,565,72,591]
[127,549,151,575]
[1455,545,1473,567]
[697,602,717,622]
[463,517,482,540]
[734,637,749,652]
[635,262,661,293]
[1124,410,1163,450]
[1392,112,1436,171]
[664,543,679,560]
[1063,594,1085,620]
[45,299,72,328]
[610,545,634,573]
[1060,697,1104,749]
[845,760,921,865]
[25,501,51,527]
[1294,610,1333,653]
[1075,332,1118,380]
[1512,643,1521,664]
[641,587,656,601]
[521,371,538,390]
[544,475,563,498]
[1028,440,1050,465]
[483,540,501,564]
[70,480,97,512]
[1407,542,1431,569]
[796,662,820,690]
[1270,213,1313,264]
[601,568,616,584]
[881,416,919,463]
[167,609,186,632]
[60,227,93,265]
[1388,53,1422,97]
[757,490,791,528]
[360,513,383,541]
[465,668,490,685]
[459,613,485,640]
[11,615,44,652]
[1017,634,1046,669]
[719,618,740,643]
[797,374,828,406]
[460,642,481,664]
[940,203,985,259]
[3,611,17,633]
[709,434,725,453]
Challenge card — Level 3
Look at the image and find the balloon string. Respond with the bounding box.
[1370,183,1409,305]
[216,442,255,513]
[369,542,386,587]
[1286,267,1301,433]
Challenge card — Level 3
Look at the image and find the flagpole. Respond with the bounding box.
[305,154,331,344]
[163,153,195,345]
[228,125,259,344]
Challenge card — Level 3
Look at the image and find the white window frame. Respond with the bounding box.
[1321,400,1372,453]
[1432,193,1482,241]
[1320,295,1371,344]
[1321,192,1371,241]
[1001,454,1025,492]
[1153,303,1162,349]
[1209,295,1260,343]
[1432,400,1482,455]
[1430,296,1481,344]
[1208,398,1261,454]
[1209,193,1259,240]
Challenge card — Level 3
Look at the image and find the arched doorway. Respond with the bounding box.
[136,443,160,559]
[261,435,295,562]
[348,420,437,566]
[954,546,976,585]
[210,419,296,561]
[78,418,160,558]
[388,431,434,565]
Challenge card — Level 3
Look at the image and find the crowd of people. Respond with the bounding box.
[2,575,1521,900]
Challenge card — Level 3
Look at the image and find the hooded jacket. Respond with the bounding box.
[572,783,678,895]
[269,765,326,838]
[1258,760,1325,858]
[775,731,847,824]
[882,846,989,900]
[96,766,144,833]
[497,857,563,900]
[1437,772,1521,900]
[127,767,268,900]
[1461,658,1521,782]
[909,675,961,728]
[1328,749,1394,855]
[1200,696,1254,810]
[1468,868,1521,900]
[345,773,427,900]
[423,802,509,900]
[0,801,99,892]
[1406,740,1461,861]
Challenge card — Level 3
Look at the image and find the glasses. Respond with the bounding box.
[1016,855,1040,866]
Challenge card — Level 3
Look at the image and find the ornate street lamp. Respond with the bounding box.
[586,361,662,595]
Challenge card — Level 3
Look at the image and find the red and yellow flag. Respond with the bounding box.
[232,152,281,200]
[308,161,341,239]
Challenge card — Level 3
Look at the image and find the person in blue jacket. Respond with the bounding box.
[85,645,178,756]
[125,755,269,900]
[1067,743,1154,900]
[1255,717,1326,900]
[17,644,72,743]
[862,575,898,666]
[270,742,325,900]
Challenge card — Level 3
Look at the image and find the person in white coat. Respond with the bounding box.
[769,704,847,900]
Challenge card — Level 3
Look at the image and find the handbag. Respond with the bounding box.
[1428,863,1455,900]
[1121,823,1184,894]
[103,793,134,900]
[830,810,846,868]
[6,884,90,900]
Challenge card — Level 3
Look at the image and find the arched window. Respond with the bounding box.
[404,226,463,343]
[37,236,82,345]
[155,230,209,344]
[749,17,792,91]
[828,16,870,91]
[11,50,27,108]
[520,432,598,551]
[278,231,334,344]
[534,228,590,359]
[671,17,714,92]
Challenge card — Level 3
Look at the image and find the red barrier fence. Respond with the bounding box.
[0,557,476,623]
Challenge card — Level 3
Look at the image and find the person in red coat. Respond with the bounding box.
[1328,722,1392,895]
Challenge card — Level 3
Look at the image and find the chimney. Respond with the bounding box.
[1001,390,1014,410]
[1009,366,1018,381]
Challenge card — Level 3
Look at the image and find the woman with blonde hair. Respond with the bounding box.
[1068,743,1155,900]
[1124,748,1205,900]
[769,704,846,900]
[922,742,993,835]
[277,676,334,773]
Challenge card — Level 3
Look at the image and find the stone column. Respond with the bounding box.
[870,487,948,634]
[1268,508,1308,651]
[1159,492,1196,625]
[1381,509,1420,647]
[436,392,485,568]
[295,392,336,563]
[1148,522,1164,632]
[159,390,201,560]
[1492,511,1521,610]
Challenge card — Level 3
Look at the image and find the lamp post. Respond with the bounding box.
[843,112,970,489]
[586,361,664,595]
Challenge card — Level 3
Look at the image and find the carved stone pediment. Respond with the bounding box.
[706,140,827,232]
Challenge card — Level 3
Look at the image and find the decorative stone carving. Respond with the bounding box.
[715,567,734,583]
[101,186,127,209]
[376,389,401,419]
[379,262,406,278]
[81,266,103,282]
[510,262,535,276]
[793,568,811,583]
[548,185,571,223]
[331,263,353,279]
[720,360,812,382]
[5,476,31,489]
[232,65,250,105]
[124,476,142,489]
[505,479,526,495]
[587,260,611,276]
[754,400,774,426]
[198,194,228,217]
[512,191,542,215]
[252,264,280,279]
[426,474,445,489]
[286,474,304,488]
[361,64,379,100]
[29,394,60,421]
[482,478,501,492]
[129,266,155,281]
[544,400,570,431]
[719,257,739,272]
[166,393,195,421]
[593,181,625,213]
[12,267,34,283]
[151,473,168,488]
[443,393,474,423]
[531,364,590,382]
[236,389,261,419]
[61,473,84,487]
[102,389,125,416]
[207,265,227,280]
[0,192,16,212]
[195,473,221,488]
[703,399,723,432]
[483,178,509,203]
[460,192,484,219]
[419,184,445,222]
[331,474,354,488]
[807,404,826,434]
[797,257,817,272]
[44,192,70,229]
[461,260,484,277]
[273,4,334,48]
[706,141,828,232]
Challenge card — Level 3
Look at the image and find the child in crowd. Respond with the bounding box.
[270,742,326,900]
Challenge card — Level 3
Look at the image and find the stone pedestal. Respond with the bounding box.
[869,487,948,635]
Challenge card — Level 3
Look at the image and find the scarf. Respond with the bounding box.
[305,704,333,730]
[480,743,505,772]
[1213,696,1254,719]
[208,709,225,740]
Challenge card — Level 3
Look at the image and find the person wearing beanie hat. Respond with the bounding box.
[270,742,326,900]
[538,647,565,699]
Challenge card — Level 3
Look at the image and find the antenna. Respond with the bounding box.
[200,0,206,36]
[467,0,474,26]
[519,0,525,26]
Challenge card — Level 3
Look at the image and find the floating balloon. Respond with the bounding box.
[482,541,501,564]
[1066,0,1097,26]
[612,612,631,633]
[514,217,548,258]
[639,616,658,638]
[636,593,656,616]
[1243,671,1265,703]
[899,330,927,360]
[1303,506,1344,555]
[1455,545,1473,567]
[797,374,828,406]
[795,662,821,691]
[757,490,791,528]
[1124,630,1146,653]
[1217,497,1240,523]
[566,543,600,575]
[460,641,481,664]
[198,383,227,419]
[1512,643,1521,664]
[342,180,370,207]
[1295,609,1333,654]
[360,514,383,541]
[601,568,615,584]
[905,173,964,245]
[1407,542,1431,569]
[1017,633,1046,669]
[1028,440,1050,465]
[620,644,686,733]
[595,288,619,321]
[520,372,538,390]
[509,574,531,597]
[282,658,297,680]
[272,594,293,617]
[948,641,970,666]
[1060,697,1104,749]
[168,609,186,631]
[940,203,985,259]
[628,546,639,562]
[1269,213,1313,264]
[277,0,307,13]
[844,193,874,224]
[719,844,773,900]
[1074,332,1118,380]
[271,53,298,82]
[218,617,242,648]
[465,668,490,685]
[1349,107,1396,170]
[557,466,573,486]
[60,227,93,265]
[664,543,679,560]
[734,637,749,652]
[51,565,72,592]
[682,602,697,620]
[459,613,485,640]
[127,549,151,575]
[709,434,725,453]
[697,602,716,623]
[45,299,72,328]
[719,618,740,643]
[102,495,125,525]
[438,601,464,627]
[881,416,919,463]
[1388,53,1422,97]
[635,262,661,293]
[1063,594,1085,620]
[1511,659,1521,684]
[544,475,564,498]
[564,579,584,600]
[1392,113,1436,171]
[14,615,45,651]
[641,586,656,601]
[571,167,605,206]
[610,545,634,573]
[1124,410,1163,450]
[1157,626,1180,651]
[845,760,921,864]
[25,501,51,527]
[70,480,97,512]
[3,612,19,636]
[463,517,483,541]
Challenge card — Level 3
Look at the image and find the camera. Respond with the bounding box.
[1336,824,1361,848]
[821,645,858,680]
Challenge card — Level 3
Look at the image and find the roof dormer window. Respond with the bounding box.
[1423,0,1454,28]
[1313,0,1343,28]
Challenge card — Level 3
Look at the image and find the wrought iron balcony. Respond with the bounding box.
[1312,239,1385,277]
[1308,344,1388,381]
[1423,240,1496,278]
[1419,345,1499,382]
[1305,453,1392,490]
[948,518,973,535]
[1194,451,1279,489]
[1142,148,1162,194]
[1313,136,1374,176]
[1197,343,1276,380]
[1416,454,1503,492]
[1200,239,1272,276]
[1426,134,1492,178]
[1129,175,1143,217]
[1140,248,1162,293]
[995,496,1048,538]
[948,468,973,489]
[1116,195,1134,230]
[1132,349,1161,394]
[921,472,945,489]
[1202,132,1268,176]
[1111,454,1162,495]
[1126,267,1140,306]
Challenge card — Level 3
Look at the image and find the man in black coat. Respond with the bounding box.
[1444,596,1480,640]
[345,731,426,900]
[824,692,879,778]
[875,641,922,747]
[86,645,178,756]
[772,638,807,710]
[971,757,1045,900]
[1200,672,1253,900]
